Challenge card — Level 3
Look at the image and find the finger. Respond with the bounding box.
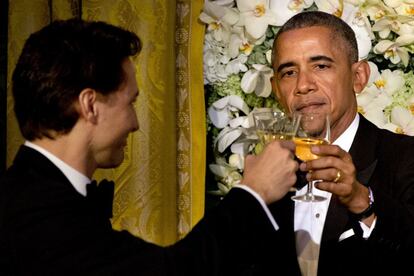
[278,140,296,152]
[314,181,341,194]
[311,144,348,159]
[307,168,342,183]
[301,155,345,171]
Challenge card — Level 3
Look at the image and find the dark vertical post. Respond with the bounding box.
[0,0,8,174]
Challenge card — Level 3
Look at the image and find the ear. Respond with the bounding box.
[78,88,98,124]
[352,60,370,95]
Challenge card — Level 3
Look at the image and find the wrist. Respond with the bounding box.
[349,186,375,221]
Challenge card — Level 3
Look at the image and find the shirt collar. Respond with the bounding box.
[332,113,360,152]
[24,141,91,196]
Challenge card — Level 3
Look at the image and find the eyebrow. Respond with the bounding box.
[275,55,335,73]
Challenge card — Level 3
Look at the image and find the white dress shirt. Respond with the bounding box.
[294,114,376,275]
[24,141,91,196]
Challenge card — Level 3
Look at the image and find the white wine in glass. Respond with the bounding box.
[291,112,331,202]
[253,109,300,145]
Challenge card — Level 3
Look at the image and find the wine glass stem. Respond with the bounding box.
[307,181,313,196]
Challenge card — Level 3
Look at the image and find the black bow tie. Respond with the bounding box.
[86,179,115,218]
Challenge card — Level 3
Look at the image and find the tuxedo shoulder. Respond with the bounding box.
[379,127,414,147]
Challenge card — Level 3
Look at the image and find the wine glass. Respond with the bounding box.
[254,109,287,145]
[291,112,331,202]
[253,109,300,146]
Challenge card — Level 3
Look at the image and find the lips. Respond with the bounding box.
[294,100,327,113]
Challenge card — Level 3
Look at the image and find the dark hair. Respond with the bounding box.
[273,11,358,64]
[12,19,141,140]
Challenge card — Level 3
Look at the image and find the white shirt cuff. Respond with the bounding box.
[233,184,279,231]
[359,216,377,239]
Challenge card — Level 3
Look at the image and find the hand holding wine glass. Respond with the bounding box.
[291,112,331,202]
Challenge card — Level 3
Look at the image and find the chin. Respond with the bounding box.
[98,154,125,169]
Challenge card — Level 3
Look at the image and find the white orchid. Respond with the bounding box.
[229,153,245,170]
[314,1,373,59]
[209,158,243,195]
[228,30,255,58]
[199,0,239,42]
[372,14,414,38]
[364,2,392,22]
[398,22,414,36]
[357,85,392,127]
[315,0,343,17]
[240,64,273,97]
[208,96,255,154]
[236,0,278,39]
[215,112,254,153]
[270,0,313,26]
[383,106,414,135]
[208,95,250,129]
[357,68,405,126]
[343,3,373,59]
[395,2,414,16]
[225,54,249,75]
[373,35,414,66]
[375,69,405,95]
[366,61,381,86]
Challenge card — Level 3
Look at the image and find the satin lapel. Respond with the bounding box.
[322,115,379,243]
[348,116,379,176]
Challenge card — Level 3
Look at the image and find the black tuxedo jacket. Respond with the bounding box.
[264,115,414,276]
[0,146,279,276]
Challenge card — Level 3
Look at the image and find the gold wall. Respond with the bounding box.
[7,0,205,246]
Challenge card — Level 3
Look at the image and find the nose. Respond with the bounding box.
[295,70,316,95]
[131,112,139,132]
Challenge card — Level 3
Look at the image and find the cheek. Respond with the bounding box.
[278,91,295,111]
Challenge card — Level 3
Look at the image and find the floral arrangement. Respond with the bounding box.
[200,0,414,196]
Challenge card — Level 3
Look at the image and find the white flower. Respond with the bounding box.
[364,2,392,22]
[203,33,233,84]
[209,159,243,195]
[366,61,381,86]
[215,126,244,153]
[383,106,414,135]
[373,35,414,66]
[398,22,414,36]
[343,4,373,59]
[265,49,272,64]
[225,54,249,75]
[240,64,273,97]
[384,0,403,9]
[208,95,250,129]
[395,2,414,16]
[375,69,405,96]
[270,0,313,26]
[229,153,245,170]
[372,14,414,38]
[357,68,406,127]
[236,0,278,39]
[317,1,373,59]
[229,30,255,58]
[315,0,343,16]
[357,85,392,127]
[199,0,239,42]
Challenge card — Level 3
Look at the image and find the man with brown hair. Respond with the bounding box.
[0,19,299,275]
